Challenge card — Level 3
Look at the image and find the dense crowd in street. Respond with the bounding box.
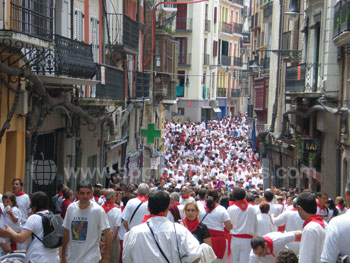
[0,116,349,263]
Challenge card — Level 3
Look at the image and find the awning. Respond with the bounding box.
[120,103,134,126]
[105,138,128,150]
[38,75,100,86]
[202,105,211,109]
[213,107,222,113]
[161,99,177,104]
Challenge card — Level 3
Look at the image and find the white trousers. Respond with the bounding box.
[229,236,251,263]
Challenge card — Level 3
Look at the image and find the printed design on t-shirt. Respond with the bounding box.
[71,220,88,242]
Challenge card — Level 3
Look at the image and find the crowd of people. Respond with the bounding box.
[0,116,349,263]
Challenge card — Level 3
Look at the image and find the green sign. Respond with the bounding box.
[141,123,161,144]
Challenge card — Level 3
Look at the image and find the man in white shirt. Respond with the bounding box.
[179,186,194,206]
[12,178,30,224]
[263,190,283,217]
[102,188,122,263]
[122,183,150,231]
[123,190,202,263]
[297,192,326,263]
[321,182,350,262]
[228,188,257,263]
[249,231,302,263]
[316,191,332,223]
[61,181,112,263]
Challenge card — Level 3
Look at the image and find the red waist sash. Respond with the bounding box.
[208,229,226,259]
[231,234,253,239]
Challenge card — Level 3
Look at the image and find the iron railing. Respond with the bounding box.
[240,87,250,96]
[8,0,54,41]
[285,64,306,93]
[263,1,273,23]
[231,0,244,6]
[95,64,124,100]
[204,53,210,65]
[333,0,350,39]
[217,87,227,97]
[176,18,192,31]
[233,23,243,34]
[178,52,191,65]
[241,7,250,17]
[220,22,233,34]
[239,70,250,80]
[260,57,270,73]
[135,72,150,98]
[221,55,232,66]
[231,89,241,97]
[233,56,243,67]
[165,84,177,100]
[106,13,139,52]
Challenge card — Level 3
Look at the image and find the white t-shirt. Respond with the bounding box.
[62,201,110,263]
[15,193,30,224]
[198,205,230,231]
[299,221,326,263]
[256,213,275,236]
[321,210,350,262]
[106,207,122,233]
[23,211,59,263]
[122,198,149,230]
[179,196,195,206]
[228,204,257,235]
[4,206,22,232]
[0,204,10,257]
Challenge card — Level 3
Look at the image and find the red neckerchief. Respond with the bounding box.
[263,236,275,257]
[336,204,344,211]
[15,191,25,197]
[303,214,325,229]
[142,212,166,223]
[316,200,326,213]
[229,201,235,206]
[183,217,199,232]
[102,201,116,213]
[292,207,298,211]
[136,195,148,203]
[58,192,63,197]
[182,195,191,200]
[94,196,99,202]
[233,199,249,211]
[204,203,218,213]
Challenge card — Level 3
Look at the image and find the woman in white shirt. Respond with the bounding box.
[199,189,232,263]
[5,191,59,263]
[256,201,275,236]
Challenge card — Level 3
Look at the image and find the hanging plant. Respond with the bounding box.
[295,134,304,161]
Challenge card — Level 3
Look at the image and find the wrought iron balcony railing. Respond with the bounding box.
[241,87,250,96]
[333,0,350,39]
[220,22,233,34]
[6,0,54,41]
[233,23,243,34]
[164,83,177,100]
[285,64,306,93]
[241,7,250,17]
[231,0,244,6]
[178,53,191,66]
[135,72,150,98]
[233,56,243,67]
[217,87,227,97]
[263,1,273,23]
[94,64,125,100]
[260,57,270,73]
[221,55,232,66]
[231,89,241,97]
[176,18,193,31]
[106,13,139,53]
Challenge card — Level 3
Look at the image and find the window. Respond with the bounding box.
[90,17,99,63]
[202,72,206,84]
[213,41,218,57]
[74,10,84,41]
[178,108,185,115]
[214,7,217,24]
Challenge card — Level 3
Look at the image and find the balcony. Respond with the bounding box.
[241,7,250,17]
[178,53,191,66]
[93,64,124,100]
[263,1,273,23]
[164,84,177,100]
[281,31,301,62]
[241,87,250,96]
[231,0,244,6]
[204,53,210,65]
[135,72,150,98]
[217,87,227,97]
[233,56,243,67]
[233,23,243,34]
[251,13,260,31]
[107,14,139,54]
[333,0,350,46]
[239,70,250,80]
[176,18,193,31]
[220,22,233,34]
[2,0,55,41]
[205,20,211,32]
[221,55,232,66]
[260,57,270,73]
[285,64,306,93]
[241,33,250,49]
[231,89,241,97]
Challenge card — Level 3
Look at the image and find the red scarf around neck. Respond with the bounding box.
[183,217,199,232]
[291,207,298,211]
[182,195,191,200]
[263,236,275,257]
[316,200,326,212]
[204,203,218,213]
[232,199,249,211]
[336,204,345,211]
[303,214,325,228]
[136,195,148,203]
[102,201,116,213]
[15,191,25,197]
[142,212,166,223]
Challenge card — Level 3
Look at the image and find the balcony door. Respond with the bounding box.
[176,38,188,64]
[176,4,187,30]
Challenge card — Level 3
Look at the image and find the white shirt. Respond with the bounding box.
[123,216,202,263]
[256,213,275,236]
[15,193,30,224]
[299,221,326,263]
[321,210,350,262]
[4,206,21,232]
[273,209,304,232]
[23,211,60,263]
[268,203,283,217]
[198,205,230,231]
[0,204,10,257]
[228,204,257,235]
[122,198,149,230]
[167,204,185,222]
[62,201,110,263]
[249,231,296,263]
[317,206,331,223]
[106,206,122,233]
[179,196,195,206]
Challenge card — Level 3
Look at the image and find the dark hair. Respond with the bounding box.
[297,192,317,214]
[2,192,17,207]
[264,191,274,202]
[57,184,64,192]
[316,191,328,198]
[31,191,49,212]
[198,189,207,199]
[251,236,266,250]
[246,193,255,203]
[148,190,170,215]
[206,190,219,211]
[63,188,73,199]
[232,187,246,201]
[259,201,270,214]
[276,248,299,263]
[12,178,23,187]
[77,181,93,192]
[219,196,229,209]
[327,198,339,218]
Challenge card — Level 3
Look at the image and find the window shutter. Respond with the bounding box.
[214,7,217,24]
[213,41,218,57]
[90,17,99,63]
[74,10,84,41]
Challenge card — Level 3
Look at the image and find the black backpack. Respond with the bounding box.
[32,212,64,249]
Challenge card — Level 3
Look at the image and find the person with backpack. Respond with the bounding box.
[4,191,60,263]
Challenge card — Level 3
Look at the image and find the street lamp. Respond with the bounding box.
[185,75,190,87]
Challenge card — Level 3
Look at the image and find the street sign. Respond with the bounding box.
[303,139,321,153]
